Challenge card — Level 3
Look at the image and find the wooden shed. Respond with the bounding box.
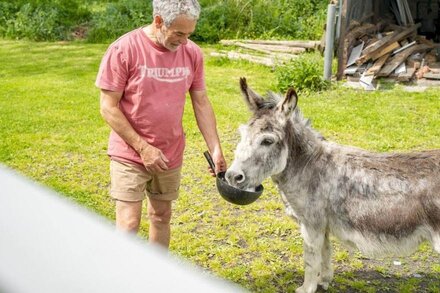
[329,0,440,86]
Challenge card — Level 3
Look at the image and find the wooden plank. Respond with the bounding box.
[396,0,407,25]
[423,72,440,80]
[365,53,390,75]
[403,0,414,24]
[356,23,421,65]
[397,66,416,81]
[370,42,400,60]
[238,40,320,49]
[246,44,306,54]
[219,40,304,57]
[377,44,431,77]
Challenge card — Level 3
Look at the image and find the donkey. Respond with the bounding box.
[226,78,440,293]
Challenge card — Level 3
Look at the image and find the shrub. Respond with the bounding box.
[86,0,152,43]
[0,0,327,43]
[0,0,90,41]
[275,53,330,93]
[193,0,327,43]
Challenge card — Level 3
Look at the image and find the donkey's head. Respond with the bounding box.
[226,78,298,190]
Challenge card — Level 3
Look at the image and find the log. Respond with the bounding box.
[210,51,296,67]
[219,40,305,55]
[219,41,301,60]
[245,44,306,54]
[219,40,274,54]
[221,39,320,49]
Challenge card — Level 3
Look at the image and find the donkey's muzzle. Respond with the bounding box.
[216,171,263,205]
[204,151,263,205]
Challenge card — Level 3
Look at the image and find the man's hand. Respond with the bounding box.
[139,144,169,173]
[208,148,227,177]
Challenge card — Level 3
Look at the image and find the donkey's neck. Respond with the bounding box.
[273,118,326,184]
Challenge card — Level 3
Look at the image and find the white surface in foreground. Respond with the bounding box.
[0,165,246,293]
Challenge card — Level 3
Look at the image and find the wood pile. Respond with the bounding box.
[342,20,440,89]
[211,39,320,67]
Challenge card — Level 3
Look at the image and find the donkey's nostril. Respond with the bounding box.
[235,174,244,183]
[225,170,245,185]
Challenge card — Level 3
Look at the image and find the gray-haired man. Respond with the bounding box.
[96,0,226,248]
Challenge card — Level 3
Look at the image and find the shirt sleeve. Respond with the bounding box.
[95,43,129,92]
[189,45,206,92]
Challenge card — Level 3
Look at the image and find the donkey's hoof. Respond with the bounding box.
[318,281,330,290]
[295,285,317,293]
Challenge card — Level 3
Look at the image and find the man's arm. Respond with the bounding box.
[99,89,169,172]
[189,89,227,175]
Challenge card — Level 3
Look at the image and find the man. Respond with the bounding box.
[96,0,227,248]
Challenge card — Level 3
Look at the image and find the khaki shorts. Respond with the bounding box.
[110,159,181,202]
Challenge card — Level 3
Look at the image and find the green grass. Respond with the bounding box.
[1,39,439,292]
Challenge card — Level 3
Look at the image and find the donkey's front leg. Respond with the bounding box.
[296,224,325,293]
[318,230,333,290]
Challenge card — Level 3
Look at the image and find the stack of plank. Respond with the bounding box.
[211,39,320,67]
[342,21,440,89]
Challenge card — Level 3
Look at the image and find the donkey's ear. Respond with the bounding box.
[276,87,298,116]
[239,77,265,112]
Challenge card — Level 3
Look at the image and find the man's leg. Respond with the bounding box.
[115,200,143,233]
[147,198,172,248]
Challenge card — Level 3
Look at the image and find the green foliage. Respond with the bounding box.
[275,53,330,93]
[195,0,327,42]
[86,0,153,43]
[0,0,90,41]
[0,0,327,43]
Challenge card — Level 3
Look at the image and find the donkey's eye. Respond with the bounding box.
[261,138,274,146]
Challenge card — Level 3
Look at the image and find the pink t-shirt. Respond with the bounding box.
[96,27,206,169]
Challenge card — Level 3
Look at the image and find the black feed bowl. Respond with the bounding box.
[204,151,263,205]
[216,171,263,205]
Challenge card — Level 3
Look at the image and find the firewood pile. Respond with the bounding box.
[210,39,321,67]
[342,20,440,89]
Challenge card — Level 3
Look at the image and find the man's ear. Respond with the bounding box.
[154,15,163,28]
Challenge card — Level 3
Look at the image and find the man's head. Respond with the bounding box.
[152,0,201,51]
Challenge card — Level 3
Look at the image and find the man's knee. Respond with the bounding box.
[148,208,171,225]
[148,200,172,225]
[116,200,142,232]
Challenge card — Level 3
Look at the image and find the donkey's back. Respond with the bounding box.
[322,145,440,256]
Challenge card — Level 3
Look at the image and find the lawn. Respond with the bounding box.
[0,39,439,292]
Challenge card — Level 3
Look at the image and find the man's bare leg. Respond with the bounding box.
[115,200,142,233]
[147,198,172,248]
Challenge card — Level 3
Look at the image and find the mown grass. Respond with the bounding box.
[1,39,439,292]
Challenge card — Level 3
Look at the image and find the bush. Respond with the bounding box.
[194,0,327,43]
[86,0,152,43]
[275,53,330,93]
[0,0,327,43]
[0,0,90,41]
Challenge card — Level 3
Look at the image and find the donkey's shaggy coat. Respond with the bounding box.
[226,78,440,293]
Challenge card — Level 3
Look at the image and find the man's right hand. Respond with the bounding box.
[139,144,169,173]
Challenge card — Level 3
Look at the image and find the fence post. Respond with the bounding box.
[324,3,337,81]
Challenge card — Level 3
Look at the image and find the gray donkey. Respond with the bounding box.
[226,78,440,293]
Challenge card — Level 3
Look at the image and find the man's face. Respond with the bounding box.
[157,15,197,51]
